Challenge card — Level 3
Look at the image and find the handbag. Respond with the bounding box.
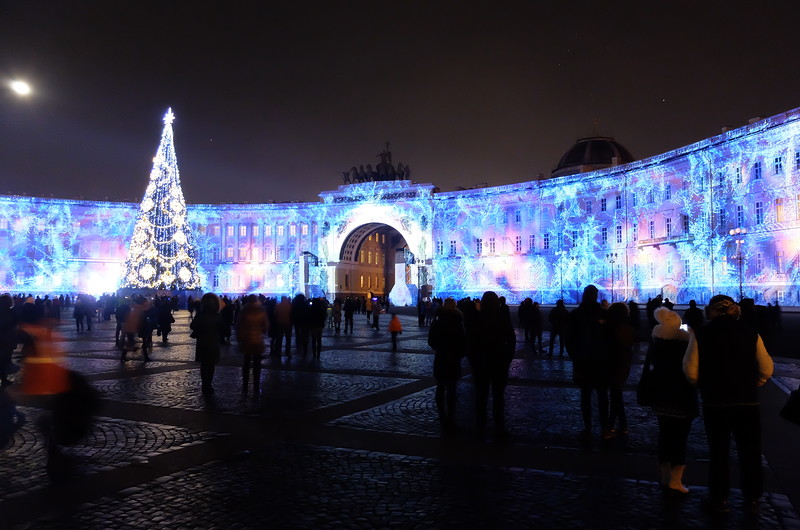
[780,389,800,426]
[636,363,658,407]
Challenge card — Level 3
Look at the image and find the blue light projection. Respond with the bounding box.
[1,107,799,304]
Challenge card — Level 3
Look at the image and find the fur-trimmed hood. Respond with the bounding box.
[651,306,690,342]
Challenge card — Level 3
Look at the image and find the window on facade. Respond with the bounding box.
[252,225,259,237]
[665,217,672,237]
[476,238,483,255]
[543,233,550,250]
[755,202,764,224]
[227,225,234,237]
[601,227,608,246]
[735,167,742,184]
[754,161,762,180]
[489,237,496,253]
[648,190,655,204]
[436,241,444,255]
[600,198,607,212]
[633,226,638,242]
[615,225,622,244]
[264,245,272,261]
[514,210,521,223]
[278,245,285,261]
[649,220,655,239]
[649,263,655,279]
[756,252,764,271]
[717,171,725,186]
[277,226,284,236]
[571,230,578,246]
[449,240,457,255]
[302,224,309,235]
[239,225,247,237]
[736,205,745,226]
[528,234,535,251]
[795,151,800,171]
[225,246,234,259]
[682,214,690,233]
[631,194,637,208]
[718,209,726,230]
[776,251,785,274]
[585,199,593,214]
[776,198,785,222]
[290,225,297,236]
[664,184,672,201]
[683,259,690,278]
[775,156,783,175]
[212,225,220,236]
[213,274,219,288]
[615,195,622,209]
[264,226,272,236]
[515,235,522,252]
[667,260,673,275]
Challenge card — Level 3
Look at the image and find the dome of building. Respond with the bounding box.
[551,136,635,178]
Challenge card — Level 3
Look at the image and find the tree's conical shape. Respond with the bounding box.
[121,108,200,290]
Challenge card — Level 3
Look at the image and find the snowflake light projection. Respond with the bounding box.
[121,109,200,290]
[1,106,800,304]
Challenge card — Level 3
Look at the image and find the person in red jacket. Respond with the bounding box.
[388,314,403,351]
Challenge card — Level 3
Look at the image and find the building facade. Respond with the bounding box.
[2,107,800,304]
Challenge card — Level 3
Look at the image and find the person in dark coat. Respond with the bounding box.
[682,300,704,332]
[517,298,533,343]
[190,293,223,395]
[466,291,517,440]
[647,306,697,494]
[566,285,611,442]
[0,294,19,386]
[530,302,544,354]
[548,299,569,357]
[156,297,175,344]
[428,298,467,434]
[684,295,773,514]
[606,302,635,436]
[309,297,328,358]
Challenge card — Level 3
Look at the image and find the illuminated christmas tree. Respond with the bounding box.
[121,108,200,290]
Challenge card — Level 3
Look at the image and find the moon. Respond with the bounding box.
[9,80,32,96]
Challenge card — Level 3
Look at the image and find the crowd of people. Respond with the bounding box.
[0,287,783,514]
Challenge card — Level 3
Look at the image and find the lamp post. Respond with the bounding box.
[556,250,566,300]
[606,252,618,302]
[729,227,747,300]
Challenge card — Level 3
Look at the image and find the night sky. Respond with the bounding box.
[2,2,800,204]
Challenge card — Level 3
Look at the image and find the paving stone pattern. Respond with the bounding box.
[2,311,799,529]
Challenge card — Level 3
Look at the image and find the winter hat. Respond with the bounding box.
[651,306,689,342]
[705,294,741,320]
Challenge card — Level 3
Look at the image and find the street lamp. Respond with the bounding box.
[729,227,747,300]
[606,253,618,302]
[555,250,565,301]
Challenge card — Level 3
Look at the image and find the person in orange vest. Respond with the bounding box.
[388,314,403,351]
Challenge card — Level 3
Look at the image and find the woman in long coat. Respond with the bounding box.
[190,293,222,395]
[428,298,467,434]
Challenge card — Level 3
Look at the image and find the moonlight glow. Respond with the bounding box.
[9,80,31,96]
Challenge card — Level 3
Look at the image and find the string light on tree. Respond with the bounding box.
[121,108,200,290]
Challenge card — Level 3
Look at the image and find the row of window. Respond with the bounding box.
[199,223,315,238]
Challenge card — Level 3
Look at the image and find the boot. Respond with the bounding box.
[668,464,689,494]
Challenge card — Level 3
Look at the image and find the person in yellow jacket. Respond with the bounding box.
[388,314,403,351]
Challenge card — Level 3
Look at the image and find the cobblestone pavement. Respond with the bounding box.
[2,311,800,529]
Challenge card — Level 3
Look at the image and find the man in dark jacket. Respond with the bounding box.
[466,291,516,441]
[684,294,773,515]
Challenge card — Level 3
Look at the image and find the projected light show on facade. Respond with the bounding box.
[2,107,800,305]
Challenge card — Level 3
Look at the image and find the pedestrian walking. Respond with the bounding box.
[606,302,635,436]
[190,293,223,395]
[236,295,268,397]
[388,313,403,351]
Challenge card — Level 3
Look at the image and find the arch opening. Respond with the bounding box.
[335,223,409,302]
